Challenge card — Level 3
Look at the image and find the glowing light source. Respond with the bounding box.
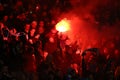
[56,18,70,32]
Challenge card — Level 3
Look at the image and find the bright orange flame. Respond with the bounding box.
[56,18,70,32]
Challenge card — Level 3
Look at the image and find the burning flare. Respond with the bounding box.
[56,18,70,32]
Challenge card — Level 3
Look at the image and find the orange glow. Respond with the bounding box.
[56,18,70,32]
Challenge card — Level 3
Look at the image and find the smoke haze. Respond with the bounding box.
[56,0,120,50]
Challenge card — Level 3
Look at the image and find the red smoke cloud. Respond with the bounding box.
[54,0,120,51]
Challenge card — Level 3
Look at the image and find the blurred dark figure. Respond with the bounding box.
[23,46,37,80]
[37,54,56,80]
[103,55,114,80]
[63,63,80,80]
[115,66,120,80]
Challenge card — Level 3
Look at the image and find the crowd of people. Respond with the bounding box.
[0,0,120,80]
